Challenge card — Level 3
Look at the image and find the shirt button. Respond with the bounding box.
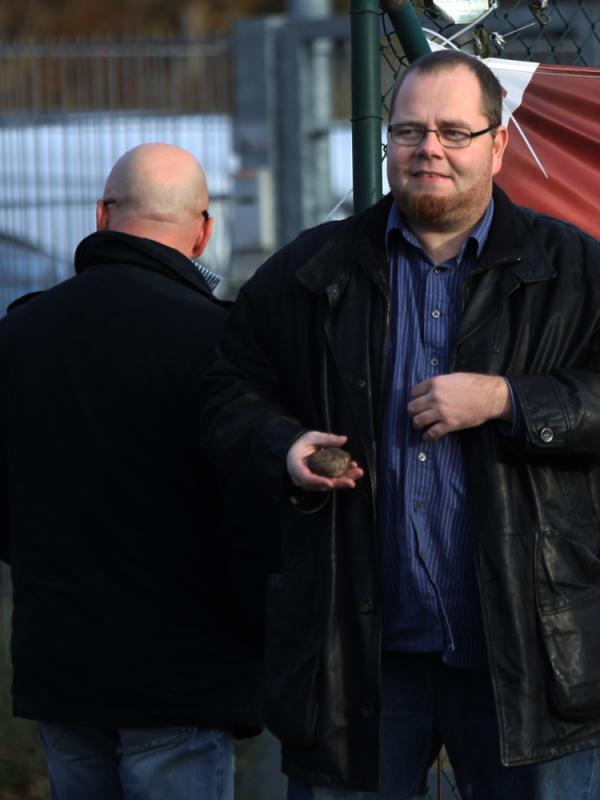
[430,357,439,367]
[417,451,427,462]
[413,502,422,512]
[434,267,443,275]
[431,309,441,319]
[539,427,554,443]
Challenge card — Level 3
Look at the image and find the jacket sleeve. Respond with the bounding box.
[505,367,600,456]
[503,228,600,456]
[201,256,308,501]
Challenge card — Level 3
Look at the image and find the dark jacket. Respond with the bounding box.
[202,186,600,789]
[0,231,262,735]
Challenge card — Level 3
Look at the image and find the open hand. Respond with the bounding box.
[286,431,364,491]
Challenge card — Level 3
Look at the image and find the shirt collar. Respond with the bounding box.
[386,198,495,265]
[190,259,222,293]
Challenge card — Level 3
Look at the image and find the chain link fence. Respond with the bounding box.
[380,0,600,114]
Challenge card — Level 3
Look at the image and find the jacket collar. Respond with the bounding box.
[478,185,556,283]
[297,185,557,298]
[74,230,216,297]
[452,185,558,352]
[296,195,394,297]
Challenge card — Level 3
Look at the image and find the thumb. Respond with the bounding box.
[306,432,348,448]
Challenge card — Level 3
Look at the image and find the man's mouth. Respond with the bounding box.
[412,171,450,180]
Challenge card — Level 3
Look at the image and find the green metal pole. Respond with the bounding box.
[351,0,383,213]
[379,0,431,62]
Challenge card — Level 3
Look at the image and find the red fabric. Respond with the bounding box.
[495,64,600,239]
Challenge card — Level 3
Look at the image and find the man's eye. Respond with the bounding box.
[441,128,469,141]
[395,126,421,136]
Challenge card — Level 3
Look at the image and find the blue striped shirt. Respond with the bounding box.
[379,199,494,667]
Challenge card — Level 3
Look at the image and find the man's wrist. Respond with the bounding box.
[493,376,513,422]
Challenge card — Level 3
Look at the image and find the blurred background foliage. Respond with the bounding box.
[0,0,347,39]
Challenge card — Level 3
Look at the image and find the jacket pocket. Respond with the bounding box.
[536,528,600,720]
[262,563,322,748]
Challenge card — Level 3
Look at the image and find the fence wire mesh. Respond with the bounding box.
[381,0,600,117]
[0,36,232,115]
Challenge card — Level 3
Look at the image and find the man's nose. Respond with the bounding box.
[416,129,444,156]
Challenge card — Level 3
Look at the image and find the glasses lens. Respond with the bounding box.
[389,125,423,145]
[438,127,471,148]
[388,125,484,148]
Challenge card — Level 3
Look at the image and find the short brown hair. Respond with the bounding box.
[388,50,503,128]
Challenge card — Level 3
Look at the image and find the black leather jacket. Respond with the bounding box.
[203,186,600,790]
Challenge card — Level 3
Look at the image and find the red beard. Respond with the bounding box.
[403,192,461,224]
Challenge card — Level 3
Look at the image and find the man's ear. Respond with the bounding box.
[491,125,509,177]
[191,216,214,258]
[96,200,110,231]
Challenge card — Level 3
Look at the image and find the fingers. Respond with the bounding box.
[410,379,431,399]
[421,423,447,442]
[289,460,335,491]
[408,380,448,438]
[329,462,364,490]
[408,387,443,436]
[302,431,348,449]
[409,407,439,430]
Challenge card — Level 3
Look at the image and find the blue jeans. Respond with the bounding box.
[39,723,233,800]
[288,652,599,800]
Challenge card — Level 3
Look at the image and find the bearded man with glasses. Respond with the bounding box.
[202,49,600,799]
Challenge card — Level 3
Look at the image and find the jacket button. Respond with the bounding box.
[356,377,367,389]
[359,600,374,614]
[539,427,554,443]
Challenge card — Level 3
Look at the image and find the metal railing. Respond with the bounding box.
[0,36,232,115]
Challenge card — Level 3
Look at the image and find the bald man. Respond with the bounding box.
[0,144,261,800]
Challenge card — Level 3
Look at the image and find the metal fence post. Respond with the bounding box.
[380,0,430,62]
[351,0,383,212]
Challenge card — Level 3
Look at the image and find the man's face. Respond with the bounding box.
[386,65,507,231]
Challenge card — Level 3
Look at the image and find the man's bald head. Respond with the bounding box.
[97,143,213,259]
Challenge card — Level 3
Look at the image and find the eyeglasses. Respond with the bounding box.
[202,209,210,221]
[387,124,497,149]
